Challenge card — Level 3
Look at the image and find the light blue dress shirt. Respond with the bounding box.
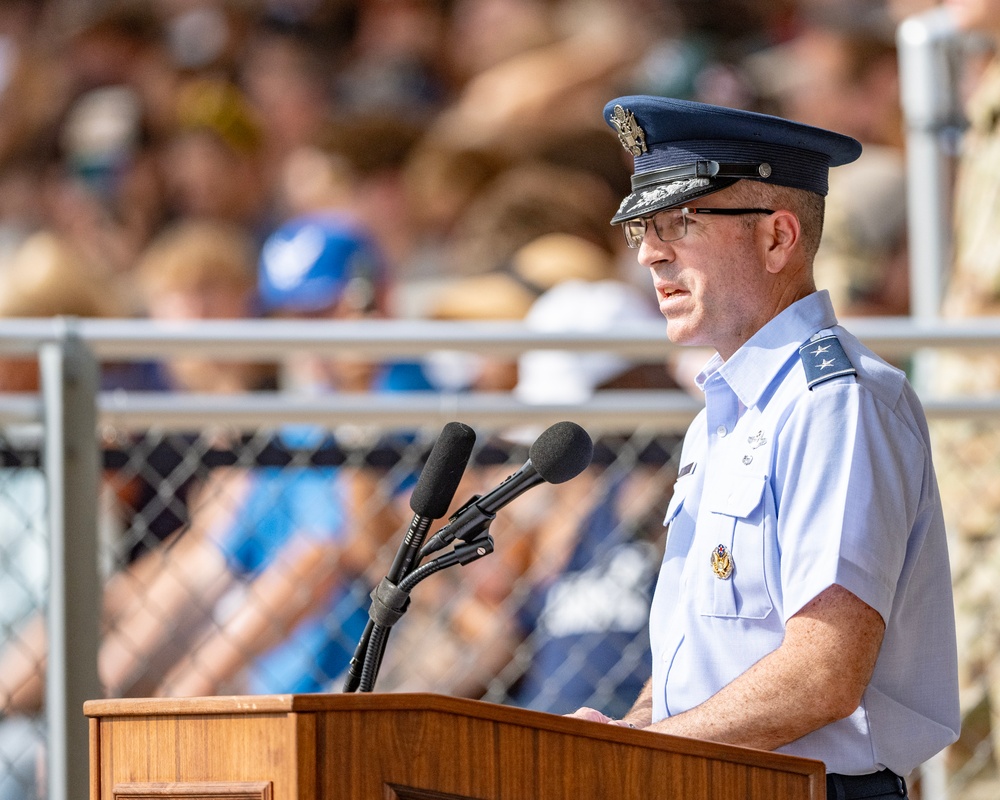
[649,290,960,776]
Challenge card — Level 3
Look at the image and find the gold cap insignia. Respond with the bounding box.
[610,105,647,156]
[711,543,734,580]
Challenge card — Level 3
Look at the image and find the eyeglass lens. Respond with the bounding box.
[623,209,686,248]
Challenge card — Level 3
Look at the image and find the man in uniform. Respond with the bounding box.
[570,96,959,800]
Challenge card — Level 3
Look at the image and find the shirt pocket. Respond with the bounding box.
[700,472,774,620]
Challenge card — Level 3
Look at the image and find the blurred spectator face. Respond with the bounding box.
[354,0,447,63]
[43,84,166,278]
[64,6,164,91]
[781,30,860,132]
[240,30,330,157]
[161,128,262,223]
[139,220,259,321]
[277,145,353,218]
[147,280,252,321]
[447,0,554,81]
[295,114,426,271]
[138,220,270,391]
[777,27,901,147]
[162,78,266,224]
[336,0,449,117]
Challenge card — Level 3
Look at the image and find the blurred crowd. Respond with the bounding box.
[0,0,951,352]
[3,0,1000,797]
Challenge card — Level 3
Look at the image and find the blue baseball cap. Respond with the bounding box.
[603,96,862,224]
[258,215,383,314]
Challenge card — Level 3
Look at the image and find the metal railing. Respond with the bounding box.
[2,316,1000,800]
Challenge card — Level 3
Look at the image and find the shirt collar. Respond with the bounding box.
[695,290,839,409]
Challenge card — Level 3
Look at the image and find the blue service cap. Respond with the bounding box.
[258,215,382,313]
[603,96,862,224]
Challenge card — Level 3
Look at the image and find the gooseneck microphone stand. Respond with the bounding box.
[344,420,594,693]
[358,529,495,692]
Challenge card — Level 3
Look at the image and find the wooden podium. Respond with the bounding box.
[85,693,825,799]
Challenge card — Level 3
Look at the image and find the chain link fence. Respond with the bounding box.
[0,426,48,800]
[2,319,1000,800]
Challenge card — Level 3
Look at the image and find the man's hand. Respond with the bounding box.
[566,708,636,727]
[566,681,653,729]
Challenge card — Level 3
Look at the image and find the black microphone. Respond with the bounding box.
[343,421,476,692]
[419,421,594,558]
[386,421,477,582]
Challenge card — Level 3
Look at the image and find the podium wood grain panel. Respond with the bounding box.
[86,693,826,800]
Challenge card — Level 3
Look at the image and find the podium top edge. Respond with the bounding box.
[83,692,825,778]
[82,692,485,717]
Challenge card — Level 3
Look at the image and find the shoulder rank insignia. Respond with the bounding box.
[798,334,857,390]
[609,105,648,156]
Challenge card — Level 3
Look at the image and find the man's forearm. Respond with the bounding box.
[622,679,654,727]
[644,649,836,749]
[645,584,885,750]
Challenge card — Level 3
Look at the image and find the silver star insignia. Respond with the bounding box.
[817,358,836,370]
[811,344,831,355]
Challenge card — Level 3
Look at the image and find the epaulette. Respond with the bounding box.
[798,334,857,390]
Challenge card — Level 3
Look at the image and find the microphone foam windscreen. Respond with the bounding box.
[409,422,477,518]
[529,421,594,484]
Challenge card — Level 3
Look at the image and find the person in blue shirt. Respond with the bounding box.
[258,212,434,394]
[152,214,435,696]
[569,96,960,800]
[158,429,370,696]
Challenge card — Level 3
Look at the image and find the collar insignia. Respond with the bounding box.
[610,105,648,156]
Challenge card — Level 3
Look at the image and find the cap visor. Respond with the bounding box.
[610,177,737,224]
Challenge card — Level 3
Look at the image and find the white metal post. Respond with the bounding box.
[41,324,102,800]
[897,6,965,324]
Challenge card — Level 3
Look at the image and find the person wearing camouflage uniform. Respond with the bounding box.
[932,0,1000,777]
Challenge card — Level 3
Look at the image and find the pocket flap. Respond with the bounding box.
[707,473,766,519]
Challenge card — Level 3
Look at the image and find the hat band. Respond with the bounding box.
[634,139,832,195]
[631,160,771,191]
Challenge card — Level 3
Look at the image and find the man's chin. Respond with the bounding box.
[664,320,698,347]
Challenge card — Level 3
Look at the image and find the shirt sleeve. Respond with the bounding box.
[772,381,925,622]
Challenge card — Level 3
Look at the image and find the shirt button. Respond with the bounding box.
[716,425,728,437]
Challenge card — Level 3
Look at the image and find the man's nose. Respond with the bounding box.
[637,232,674,267]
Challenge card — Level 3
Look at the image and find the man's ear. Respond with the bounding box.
[762,210,800,275]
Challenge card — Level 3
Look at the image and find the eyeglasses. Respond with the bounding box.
[621,207,775,249]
